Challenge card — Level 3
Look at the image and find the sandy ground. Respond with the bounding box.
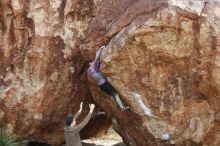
[26,126,125,146]
[82,142,125,146]
[82,127,124,146]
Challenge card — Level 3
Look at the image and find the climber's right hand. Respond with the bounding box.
[95,46,105,58]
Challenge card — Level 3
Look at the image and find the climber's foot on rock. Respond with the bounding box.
[121,106,129,112]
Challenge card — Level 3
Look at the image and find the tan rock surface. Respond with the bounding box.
[0,0,105,145]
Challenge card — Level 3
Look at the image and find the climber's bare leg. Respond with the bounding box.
[114,93,129,111]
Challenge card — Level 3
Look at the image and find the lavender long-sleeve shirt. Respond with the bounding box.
[87,47,106,85]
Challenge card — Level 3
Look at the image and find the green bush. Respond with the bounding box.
[0,130,22,146]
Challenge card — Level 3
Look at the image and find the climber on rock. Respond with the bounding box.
[64,102,95,146]
[88,46,129,111]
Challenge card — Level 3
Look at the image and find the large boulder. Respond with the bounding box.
[0,0,107,145]
[87,0,220,145]
[0,0,220,146]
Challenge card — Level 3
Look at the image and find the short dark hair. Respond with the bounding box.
[65,116,74,126]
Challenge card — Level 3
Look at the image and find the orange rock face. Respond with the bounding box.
[1,0,220,146]
[0,0,100,145]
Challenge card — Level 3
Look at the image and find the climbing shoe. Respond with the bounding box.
[121,106,129,112]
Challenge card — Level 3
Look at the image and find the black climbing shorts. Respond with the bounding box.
[99,82,118,97]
